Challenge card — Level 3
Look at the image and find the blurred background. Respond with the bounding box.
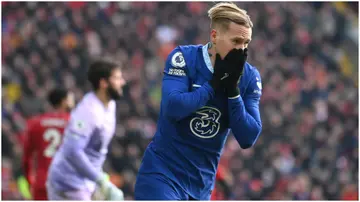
[1,1,358,200]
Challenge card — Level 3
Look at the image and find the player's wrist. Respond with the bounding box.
[227,87,240,98]
[96,172,109,185]
[96,173,115,199]
[222,75,240,98]
[96,176,124,201]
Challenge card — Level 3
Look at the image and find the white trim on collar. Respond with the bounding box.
[202,43,214,73]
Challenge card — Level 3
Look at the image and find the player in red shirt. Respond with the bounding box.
[211,165,232,200]
[22,88,75,200]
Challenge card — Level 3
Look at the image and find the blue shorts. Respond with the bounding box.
[134,173,189,200]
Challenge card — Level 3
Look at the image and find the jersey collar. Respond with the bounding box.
[202,43,214,74]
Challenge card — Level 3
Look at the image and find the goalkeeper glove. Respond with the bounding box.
[215,48,248,98]
[97,173,124,200]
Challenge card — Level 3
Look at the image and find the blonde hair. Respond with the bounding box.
[208,2,253,31]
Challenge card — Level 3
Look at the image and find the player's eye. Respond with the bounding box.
[233,39,241,45]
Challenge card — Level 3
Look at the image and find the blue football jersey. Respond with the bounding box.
[138,43,262,199]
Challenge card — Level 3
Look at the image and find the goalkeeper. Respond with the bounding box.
[47,60,126,200]
[135,2,262,200]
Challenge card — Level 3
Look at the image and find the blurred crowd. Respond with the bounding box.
[2,2,358,200]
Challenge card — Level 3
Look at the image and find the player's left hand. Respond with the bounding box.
[105,182,124,201]
[215,48,248,97]
[96,173,124,200]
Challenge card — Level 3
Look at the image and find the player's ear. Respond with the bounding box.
[210,29,217,45]
[67,92,75,109]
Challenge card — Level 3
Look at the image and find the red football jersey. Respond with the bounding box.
[211,166,227,200]
[22,112,70,192]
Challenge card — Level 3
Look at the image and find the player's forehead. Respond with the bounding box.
[111,68,122,77]
[226,22,252,41]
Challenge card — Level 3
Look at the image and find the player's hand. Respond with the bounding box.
[215,48,248,97]
[104,182,124,201]
[209,59,225,92]
[97,174,124,200]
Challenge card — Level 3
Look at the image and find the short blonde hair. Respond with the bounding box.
[208,2,253,31]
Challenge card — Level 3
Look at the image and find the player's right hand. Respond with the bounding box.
[215,48,248,97]
[97,174,124,200]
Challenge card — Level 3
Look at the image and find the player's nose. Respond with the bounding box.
[236,44,246,50]
[120,78,126,86]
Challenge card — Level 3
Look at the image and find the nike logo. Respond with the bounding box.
[221,73,229,80]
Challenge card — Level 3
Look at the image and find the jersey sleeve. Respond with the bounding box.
[61,106,102,182]
[228,69,262,149]
[162,48,215,121]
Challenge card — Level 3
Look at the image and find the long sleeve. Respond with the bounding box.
[61,110,102,182]
[228,70,262,149]
[22,119,36,185]
[162,49,214,121]
[62,132,101,182]
[163,79,214,121]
